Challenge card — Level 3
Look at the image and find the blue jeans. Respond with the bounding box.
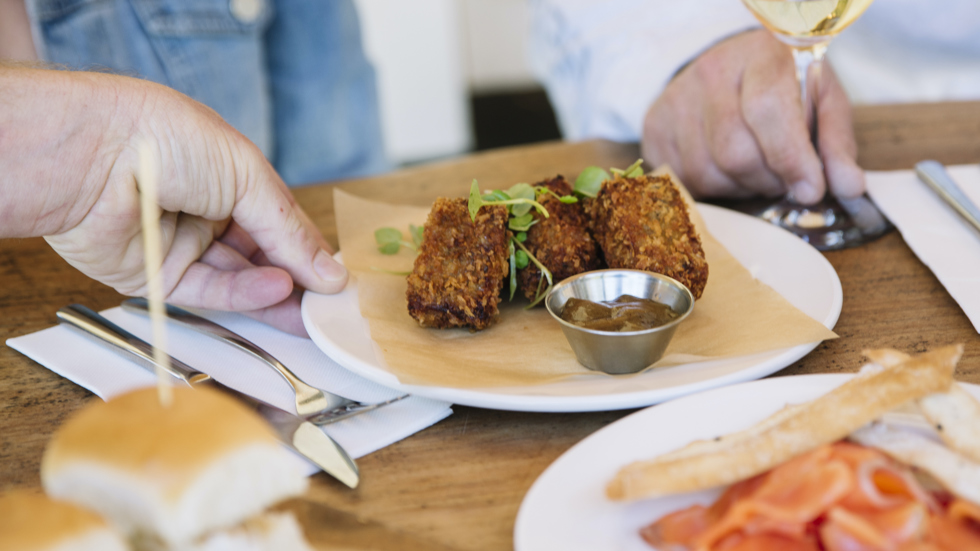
[28,0,387,186]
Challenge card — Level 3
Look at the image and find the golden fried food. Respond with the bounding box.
[589,174,708,299]
[407,198,510,330]
[518,176,602,301]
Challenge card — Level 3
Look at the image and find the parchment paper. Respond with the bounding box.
[334,171,837,388]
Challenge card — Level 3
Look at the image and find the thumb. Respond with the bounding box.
[816,64,865,199]
[233,166,348,295]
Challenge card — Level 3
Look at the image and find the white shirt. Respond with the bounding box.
[529,0,980,142]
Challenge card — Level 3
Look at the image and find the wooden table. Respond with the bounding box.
[3,101,980,550]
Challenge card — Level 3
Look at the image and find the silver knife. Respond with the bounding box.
[915,160,980,235]
[56,304,359,489]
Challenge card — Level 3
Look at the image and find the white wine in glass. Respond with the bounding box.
[740,0,888,250]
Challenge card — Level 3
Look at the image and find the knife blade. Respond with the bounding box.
[55,304,359,489]
[915,160,980,236]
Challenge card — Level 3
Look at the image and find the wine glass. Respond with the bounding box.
[741,0,889,250]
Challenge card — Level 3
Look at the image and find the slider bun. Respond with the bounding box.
[41,386,308,548]
[0,490,128,551]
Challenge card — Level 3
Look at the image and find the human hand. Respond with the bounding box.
[4,69,346,336]
[641,29,863,205]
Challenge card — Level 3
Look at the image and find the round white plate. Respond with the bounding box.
[513,375,980,551]
[301,204,842,412]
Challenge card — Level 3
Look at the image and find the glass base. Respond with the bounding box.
[758,195,891,251]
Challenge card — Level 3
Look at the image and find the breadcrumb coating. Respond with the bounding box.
[589,174,708,299]
[518,176,602,302]
[406,198,510,330]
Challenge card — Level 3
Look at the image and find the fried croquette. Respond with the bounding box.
[407,198,511,330]
[589,174,708,299]
[518,176,602,302]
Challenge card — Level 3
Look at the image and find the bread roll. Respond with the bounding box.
[0,490,128,551]
[41,386,308,549]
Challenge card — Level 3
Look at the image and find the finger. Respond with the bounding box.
[656,78,745,198]
[642,102,685,179]
[816,65,865,199]
[240,288,308,337]
[696,52,783,197]
[232,157,348,294]
[166,262,294,312]
[215,220,260,260]
[741,47,826,205]
[199,239,253,271]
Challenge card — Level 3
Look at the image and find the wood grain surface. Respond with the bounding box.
[2,102,980,550]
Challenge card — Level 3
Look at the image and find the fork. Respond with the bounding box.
[121,298,408,424]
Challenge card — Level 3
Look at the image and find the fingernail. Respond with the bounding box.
[790,180,819,205]
[313,249,347,282]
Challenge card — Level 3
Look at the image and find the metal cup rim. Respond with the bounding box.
[544,269,695,336]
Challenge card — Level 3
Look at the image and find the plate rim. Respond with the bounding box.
[513,374,980,550]
[301,203,843,412]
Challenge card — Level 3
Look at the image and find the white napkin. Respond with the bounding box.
[6,306,453,474]
[866,164,980,333]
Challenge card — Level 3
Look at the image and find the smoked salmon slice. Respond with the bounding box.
[640,442,980,551]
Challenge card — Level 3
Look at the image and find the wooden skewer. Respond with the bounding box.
[136,141,173,408]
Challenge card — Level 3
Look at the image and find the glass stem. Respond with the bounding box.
[791,44,827,141]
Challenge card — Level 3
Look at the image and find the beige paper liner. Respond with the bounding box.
[333,171,837,388]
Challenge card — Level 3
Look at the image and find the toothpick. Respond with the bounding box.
[137,141,173,408]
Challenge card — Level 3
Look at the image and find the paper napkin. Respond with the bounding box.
[6,306,453,472]
[866,164,980,333]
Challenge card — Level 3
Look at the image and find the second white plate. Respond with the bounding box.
[301,204,842,412]
[513,375,980,550]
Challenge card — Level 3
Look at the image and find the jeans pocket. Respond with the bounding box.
[130,0,271,36]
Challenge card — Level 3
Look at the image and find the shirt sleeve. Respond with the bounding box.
[528,0,758,142]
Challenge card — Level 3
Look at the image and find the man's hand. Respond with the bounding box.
[1,67,347,336]
[641,29,863,205]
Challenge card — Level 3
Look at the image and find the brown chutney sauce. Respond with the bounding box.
[559,294,680,332]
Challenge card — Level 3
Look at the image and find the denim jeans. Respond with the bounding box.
[27,0,387,185]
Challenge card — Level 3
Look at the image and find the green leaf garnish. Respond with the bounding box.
[610,158,644,178]
[508,213,536,232]
[409,224,424,248]
[468,179,483,222]
[516,232,527,242]
[375,227,416,255]
[515,250,529,269]
[482,190,510,202]
[512,236,553,308]
[536,186,579,204]
[506,183,537,217]
[574,166,610,198]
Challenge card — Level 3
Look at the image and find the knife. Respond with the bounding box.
[56,304,359,489]
[915,160,980,236]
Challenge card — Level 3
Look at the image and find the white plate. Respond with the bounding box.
[513,375,980,551]
[301,204,842,412]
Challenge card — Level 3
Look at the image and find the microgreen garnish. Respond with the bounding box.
[409,224,424,248]
[508,213,537,232]
[536,186,579,204]
[515,249,529,269]
[468,180,550,223]
[512,236,553,308]
[573,166,610,198]
[573,158,645,198]
[375,226,422,255]
[610,158,645,178]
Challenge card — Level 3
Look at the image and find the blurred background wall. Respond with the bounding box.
[353,0,560,167]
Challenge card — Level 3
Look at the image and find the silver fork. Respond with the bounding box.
[121,298,408,424]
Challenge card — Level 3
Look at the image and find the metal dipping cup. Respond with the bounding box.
[545,270,694,375]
